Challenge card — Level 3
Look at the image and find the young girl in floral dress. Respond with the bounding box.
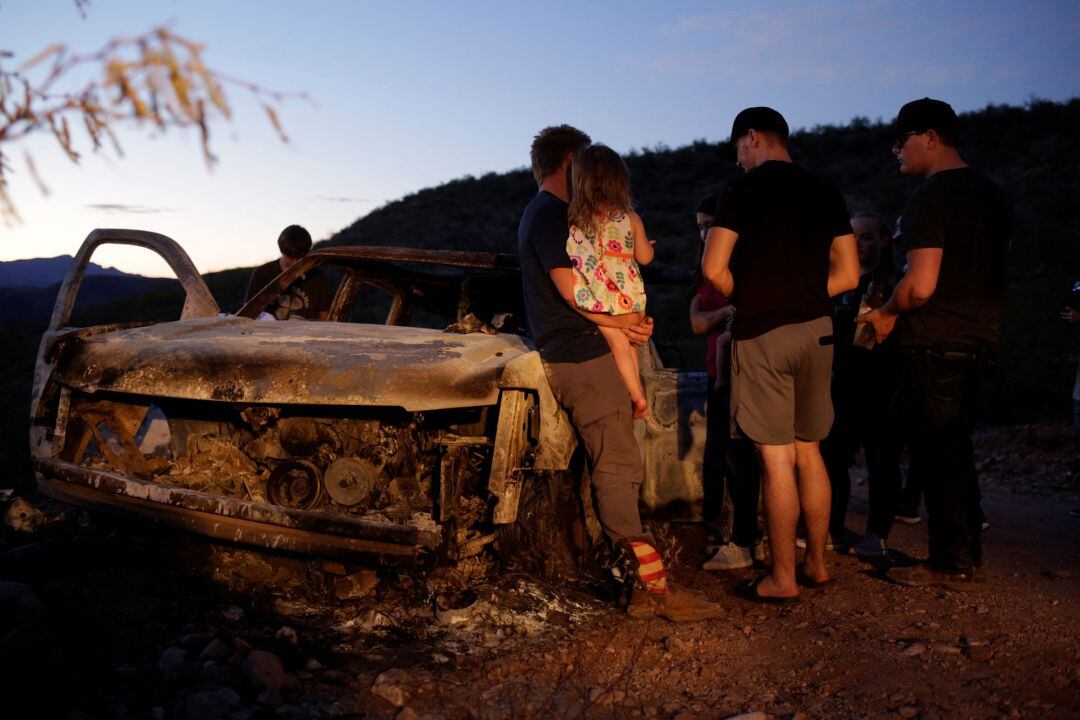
[563,144,655,418]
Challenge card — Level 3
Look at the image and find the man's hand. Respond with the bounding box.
[623,316,654,346]
[858,306,899,344]
[1061,307,1080,323]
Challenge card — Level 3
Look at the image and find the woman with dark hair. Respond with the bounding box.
[690,193,762,570]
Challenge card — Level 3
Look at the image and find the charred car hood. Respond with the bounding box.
[51,317,534,410]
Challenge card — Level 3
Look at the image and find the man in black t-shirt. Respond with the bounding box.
[519,125,721,622]
[245,225,330,320]
[702,107,859,603]
[861,98,1011,588]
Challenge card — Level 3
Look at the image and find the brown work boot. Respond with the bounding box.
[887,562,980,591]
[626,584,723,622]
[667,580,706,597]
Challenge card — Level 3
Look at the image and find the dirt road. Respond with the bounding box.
[1,423,1078,719]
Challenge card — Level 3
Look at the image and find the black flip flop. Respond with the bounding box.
[796,563,836,589]
[734,576,800,605]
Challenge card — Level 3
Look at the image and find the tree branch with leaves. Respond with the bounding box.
[0,26,305,223]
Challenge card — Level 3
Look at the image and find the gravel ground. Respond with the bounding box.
[1,422,1078,720]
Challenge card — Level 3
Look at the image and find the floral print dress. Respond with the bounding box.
[567,211,646,315]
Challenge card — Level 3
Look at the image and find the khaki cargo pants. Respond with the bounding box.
[543,352,644,542]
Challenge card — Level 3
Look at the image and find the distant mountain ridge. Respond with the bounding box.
[0,256,177,331]
[0,255,131,289]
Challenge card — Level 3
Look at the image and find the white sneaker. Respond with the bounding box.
[702,542,754,571]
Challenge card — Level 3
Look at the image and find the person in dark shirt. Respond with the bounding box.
[690,193,762,571]
[244,225,330,320]
[821,211,905,559]
[1064,290,1080,433]
[703,107,860,603]
[519,125,721,622]
[861,98,1011,588]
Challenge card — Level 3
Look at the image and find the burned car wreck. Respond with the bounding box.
[30,229,709,572]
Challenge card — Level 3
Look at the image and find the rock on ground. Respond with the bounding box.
[372,668,412,708]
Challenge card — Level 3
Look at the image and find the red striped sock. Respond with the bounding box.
[631,540,668,594]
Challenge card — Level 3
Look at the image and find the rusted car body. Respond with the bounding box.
[30,229,708,565]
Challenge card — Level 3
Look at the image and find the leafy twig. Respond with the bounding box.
[0,26,308,223]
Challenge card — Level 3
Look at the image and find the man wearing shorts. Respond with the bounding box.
[703,107,859,603]
[519,125,722,621]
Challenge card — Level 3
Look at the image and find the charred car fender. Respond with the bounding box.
[497,350,576,471]
[490,351,578,524]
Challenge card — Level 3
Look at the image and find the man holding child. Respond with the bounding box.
[518,125,723,622]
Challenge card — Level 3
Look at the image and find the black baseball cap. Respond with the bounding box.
[717,106,789,159]
[894,98,959,141]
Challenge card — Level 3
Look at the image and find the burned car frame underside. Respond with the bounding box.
[30,229,709,568]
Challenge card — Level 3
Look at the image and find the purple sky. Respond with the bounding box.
[2,0,1078,275]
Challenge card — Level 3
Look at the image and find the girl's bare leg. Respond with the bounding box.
[598,324,649,419]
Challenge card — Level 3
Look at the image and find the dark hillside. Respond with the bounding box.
[2,99,1077,487]
[322,99,1080,424]
[0,276,179,331]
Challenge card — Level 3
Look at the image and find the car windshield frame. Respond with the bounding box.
[237,246,522,326]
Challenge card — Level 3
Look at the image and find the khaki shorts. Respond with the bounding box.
[730,316,834,445]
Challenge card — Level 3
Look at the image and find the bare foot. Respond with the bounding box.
[800,559,831,585]
[755,572,799,599]
[632,397,650,420]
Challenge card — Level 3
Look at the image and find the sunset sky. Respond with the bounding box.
[2,0,1078,276]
